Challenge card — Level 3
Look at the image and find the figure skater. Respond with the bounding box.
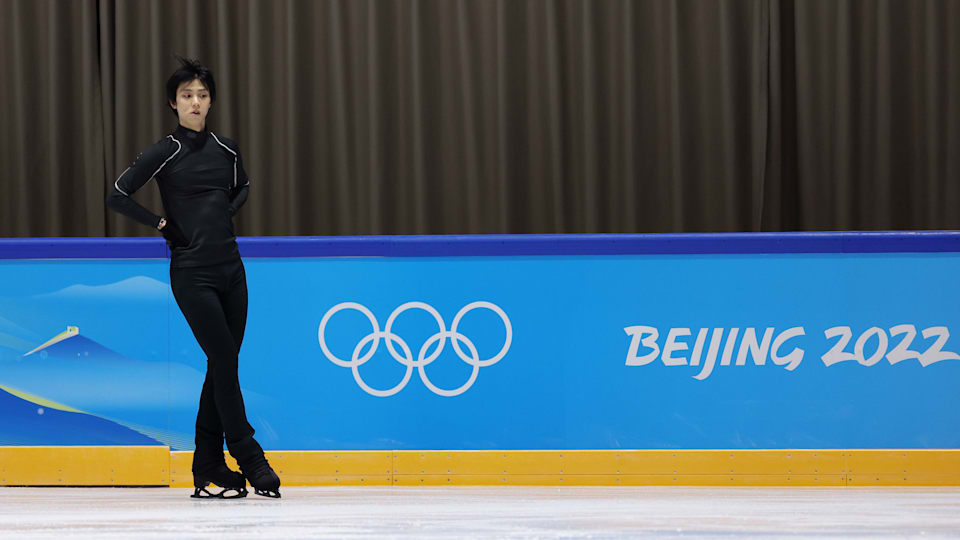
[106,56,280,499]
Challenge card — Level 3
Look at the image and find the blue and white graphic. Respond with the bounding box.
[1,234,959,451]
[318,301,512,397]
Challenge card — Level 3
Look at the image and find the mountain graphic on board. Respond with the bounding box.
[0,326,198,450]
[24,325,79,357]
[0,384,163,446]
[23,326,127,363]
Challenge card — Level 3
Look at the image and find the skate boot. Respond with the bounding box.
[191,463,248,499]
[241,458,281,498]
[233,436,281,498]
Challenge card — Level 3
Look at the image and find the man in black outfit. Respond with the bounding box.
[106,56,280,499]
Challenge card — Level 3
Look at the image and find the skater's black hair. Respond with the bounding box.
[166,55,216,116]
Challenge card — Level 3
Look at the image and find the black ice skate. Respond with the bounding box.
[242,459,281,498]
[191,463,248,499]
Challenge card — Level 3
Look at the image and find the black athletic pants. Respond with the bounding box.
[170,257,260,474]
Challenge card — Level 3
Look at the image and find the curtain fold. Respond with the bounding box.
[1,0,958,237]
[792,0,960,230]
[0,0,105,236]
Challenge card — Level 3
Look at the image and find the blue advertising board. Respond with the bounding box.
[0,233,958,451]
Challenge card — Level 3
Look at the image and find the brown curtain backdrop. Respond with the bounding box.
[1,0,958,237]
[787,0,960,230]
[0,0,105,236]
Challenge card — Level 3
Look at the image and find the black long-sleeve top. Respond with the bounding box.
[106,124,250,268]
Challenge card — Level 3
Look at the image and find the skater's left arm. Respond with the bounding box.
[228,146,250,217]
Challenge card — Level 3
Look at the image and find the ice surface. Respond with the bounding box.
[0,486,958,539]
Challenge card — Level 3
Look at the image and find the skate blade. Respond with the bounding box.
[253,487,281,498]
[191,485,248,499]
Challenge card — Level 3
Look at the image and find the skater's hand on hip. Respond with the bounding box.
[159,218,189,248]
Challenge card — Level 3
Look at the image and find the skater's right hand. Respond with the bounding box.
[159,218,189,248]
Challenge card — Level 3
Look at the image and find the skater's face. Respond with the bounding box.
[169,79,211,129]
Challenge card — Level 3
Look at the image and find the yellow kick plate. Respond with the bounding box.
[2,448,958,486]
[0,446,168,486]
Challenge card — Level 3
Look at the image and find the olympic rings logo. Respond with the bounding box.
[318,301,512,397]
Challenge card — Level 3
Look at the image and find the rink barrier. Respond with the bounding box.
[2,232,959,486]
[158,449,960,487]
[2,447,959,487]
[0,446,169,486]
[2,231,960,259]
